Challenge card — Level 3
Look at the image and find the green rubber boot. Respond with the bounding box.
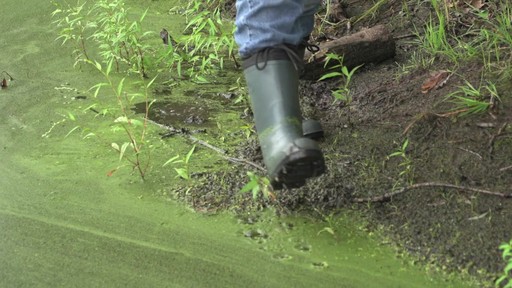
[302,119,324,140]
[243,47,326,189]
[298,37,324,140]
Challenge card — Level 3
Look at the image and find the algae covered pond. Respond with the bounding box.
[0,0,479,287]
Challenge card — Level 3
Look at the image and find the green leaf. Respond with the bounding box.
[83,132,95,139]
[147,75,158,88]
[94,61,102,71]
[105,58,113,75]
[67,111,76,121]
[111,142,120,151]
[318,72,342,81]
[341,66,349,76]
[318,227,335,236]
[505,262,512,274]
[129,119,143,127]
[174,168,189,180]
[65,126,80,138]
[184,145,196,164]
[388,151,403,158]
[114,116,129,123]
[495,275,507,287]
[251,185,260,199]
[117,78,125,96]
[90,82,108,98]
[240,180,258,193]
[140,8,149,22]
[194,75,210,84]
[401,138,409,150]
[82,104,98,113]
[162,155,181,167]
[119,142,130,161]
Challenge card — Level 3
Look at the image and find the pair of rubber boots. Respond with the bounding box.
[243,46,326,189]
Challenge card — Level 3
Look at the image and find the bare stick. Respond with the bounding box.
[488,122,509,155]
[148,120,265,171]
[352,182,511,203]
[499,165,512,172]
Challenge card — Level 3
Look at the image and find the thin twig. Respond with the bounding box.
[352,182,511,203]
[457,147,483,160]
[393,33,416,40]
[488,122,509,155]
[499,165,512,172]
[148,120,265,171]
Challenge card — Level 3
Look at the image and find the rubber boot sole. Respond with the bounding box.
[270,149,326,190]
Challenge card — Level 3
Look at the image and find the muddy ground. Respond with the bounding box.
[158,0,512,285]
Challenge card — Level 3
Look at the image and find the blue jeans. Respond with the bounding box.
[235,0,320,58]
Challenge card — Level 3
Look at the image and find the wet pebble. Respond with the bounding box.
[184,115,204,124]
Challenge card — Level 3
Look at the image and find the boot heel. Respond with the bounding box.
[270,138,326,189]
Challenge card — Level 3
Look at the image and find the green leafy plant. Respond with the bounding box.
[446,80,500,117]
[239,124,255,139]
[52,0,153,76]
[480,3,512,78]
[240,171,274,200]
[94,60,156,179]
[387,138,413,187]
[173,0,237,82]
[163,145,196,180]
[314,209,337,237]
[66,59,156,180]
[496,239,512,288]
[318,53,362,104]
[417,12,457,63]
[88,0,152,77]
[51,0,90,65]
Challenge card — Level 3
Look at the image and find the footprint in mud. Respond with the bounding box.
[294,242,312,252]
[271,252,292,261]
[311,261,328,270]
[243,229,269,244]
[279,221,294,232]
[237,213,261,225]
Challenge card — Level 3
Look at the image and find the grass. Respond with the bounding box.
[497,239,512,288]
[445,80,499,117]
[398,0,510,116]
[317,53,362,105]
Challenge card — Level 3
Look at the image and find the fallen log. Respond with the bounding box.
[303,25,396,80]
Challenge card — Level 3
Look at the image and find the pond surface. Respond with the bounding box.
[0,0,475,287]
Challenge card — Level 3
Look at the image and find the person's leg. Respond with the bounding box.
[235,0,325,189]
[235,0,320,58]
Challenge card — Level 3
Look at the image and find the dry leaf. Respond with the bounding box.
[106,169,117,177]
[448,0,485,13]
[470,0,484,10]
[461,0,485,13]
[421,70,451,94]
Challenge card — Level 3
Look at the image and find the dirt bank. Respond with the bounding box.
[168,1,512,285]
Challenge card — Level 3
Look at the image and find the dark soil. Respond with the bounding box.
[162,0,512,286]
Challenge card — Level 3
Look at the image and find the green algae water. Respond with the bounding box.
[0,0,476,287]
